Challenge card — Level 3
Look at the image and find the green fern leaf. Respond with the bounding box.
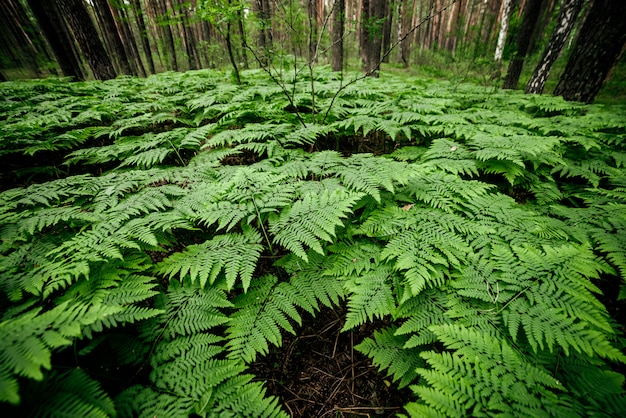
[355,326,422,388]
[269,189,363,262]
[226,275,302,362]
[155,227,263,291]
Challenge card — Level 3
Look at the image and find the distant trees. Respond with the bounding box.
[0,0,623,103]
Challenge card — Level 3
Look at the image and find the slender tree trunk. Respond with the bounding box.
[115,1,146,76]
[225,0,240,84]
[307,0,319,63]
[56,0,117,80]
[360,0,385,75]
[494,0,512,63]
[157,0,178,71]
[554,0,626,103]
[179,3,200,70]
[130,0,155,74]
[525,0,583,94]
[236,7,249,69]
[399,0,411,66]
[252,0,273,65]
[331,0,345,71]
[503,0,543,89]
[1,0,44,76]
[381,0,394,62]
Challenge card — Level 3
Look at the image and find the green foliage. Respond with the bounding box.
[1,68,626,417]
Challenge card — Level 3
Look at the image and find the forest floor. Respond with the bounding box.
[250,305,411,417]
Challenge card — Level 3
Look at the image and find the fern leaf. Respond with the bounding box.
[226,275,302,362]
[269,189,363,262]
[343,265,397,331]
[355,326,422,388]
[155,228,263,291]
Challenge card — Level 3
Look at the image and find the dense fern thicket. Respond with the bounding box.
[1,67,626,417]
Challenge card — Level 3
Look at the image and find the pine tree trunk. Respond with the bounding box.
[331,0,345,71]
[56,0,117,80]
[27,0,84,79]
[157,0,178,71]
[525,0,582,94]
[131,0,155,74]
[236,8,249,69]
[502,0,543,89]
[381,0,394,62]
[360,0,384,75]
[399,0,411,66]
[92,0,132,75]
[115,2,146,77]
[1,0,44,76]
[553,0,626,103]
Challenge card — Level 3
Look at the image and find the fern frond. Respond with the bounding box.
[226,275,302,362]
[414,324,567,417]
[355,326,422,388]
[277,251,344,314]
[17,369,116,418]
[155,227,263,291]
[269,189,363,262]
[343,265,397,331]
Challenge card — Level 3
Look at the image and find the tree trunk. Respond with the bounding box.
[130,0,155,74]
[331,0,345,71]
[114,1,146,77]
[360,0,385,75]
[157,0,178,71]
[252,0,273,65]
[1,0,45,76]
[236,7,249,69]
[56,0,117,80]
[502,0,543,89]
[525,0,583,94]
[225,0,240,84]
[27,0,84,79]
[92,0,132,75]
[494,0,512,63]
[553,0,626,103]
[399,0,411,66]
[381,0,394,62]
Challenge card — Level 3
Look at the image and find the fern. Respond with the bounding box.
[355,326,423,388]
[226,275,302,363]
[155,227,263,291]
[268,189,363,261]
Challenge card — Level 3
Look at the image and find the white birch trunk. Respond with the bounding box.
[494,0,512,63]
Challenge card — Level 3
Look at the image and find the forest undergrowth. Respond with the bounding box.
[1,67,626,417]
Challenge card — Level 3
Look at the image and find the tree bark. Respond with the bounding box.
[553,0,626,103]
[331,0,345,71]
[360,0,385,75]
[130,0,155,74]
[502,0,543,89]
[381,0,394,62]
[157,0,178,71]
[92,0,132,75]
[525,0,583,94]
[56,0,117,80]
[494,0,512,63]
[114,1,146,77]
[27,0,84,79]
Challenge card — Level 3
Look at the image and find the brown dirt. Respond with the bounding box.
[249,304,412,417]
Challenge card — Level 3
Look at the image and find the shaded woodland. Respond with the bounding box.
[1,0,625,103]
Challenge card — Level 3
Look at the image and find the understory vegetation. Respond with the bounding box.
[1,67,626,417]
